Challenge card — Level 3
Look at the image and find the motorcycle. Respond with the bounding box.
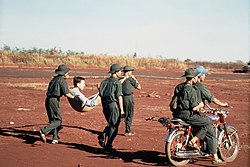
[155,104,240,166]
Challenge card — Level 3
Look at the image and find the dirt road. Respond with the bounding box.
[0,66,249,167]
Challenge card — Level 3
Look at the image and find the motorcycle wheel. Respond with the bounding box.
[165,131,189,166]
[218,126,240,162]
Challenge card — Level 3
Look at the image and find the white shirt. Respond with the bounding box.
[69,87,96,107]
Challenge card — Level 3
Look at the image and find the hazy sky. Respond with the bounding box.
[0,0,249,62]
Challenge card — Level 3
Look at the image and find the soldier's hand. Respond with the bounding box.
[200,108,206,113]
[121,113,125,121]
[224,102,228,107]
[121,112,125,118]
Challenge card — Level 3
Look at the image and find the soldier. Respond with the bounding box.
[194,65,228,107]
[172,68,207,150]
[194,65,227,165]
[120,66,141,136]
[40,64,75,144]
[98,64,125,151]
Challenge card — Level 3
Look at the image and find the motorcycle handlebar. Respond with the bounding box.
[205,104,230,115]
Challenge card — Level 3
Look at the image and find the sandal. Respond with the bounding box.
[212,159,226,166]
[188,141,200,151]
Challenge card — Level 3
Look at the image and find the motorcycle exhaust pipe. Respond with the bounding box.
[175,151,203,158]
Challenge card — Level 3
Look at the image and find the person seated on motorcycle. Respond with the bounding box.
[194,65,228,107]
[172,68,208,148]
[172,68,227,165]
[193,65,228,165]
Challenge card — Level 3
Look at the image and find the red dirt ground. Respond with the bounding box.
[0,65,249,167]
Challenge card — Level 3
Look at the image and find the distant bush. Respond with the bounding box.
[0,45,247,70]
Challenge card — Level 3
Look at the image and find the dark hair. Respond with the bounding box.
[185,77,193,81]
[73,76,85,87]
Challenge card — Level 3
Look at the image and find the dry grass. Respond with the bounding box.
[0,47,246,70]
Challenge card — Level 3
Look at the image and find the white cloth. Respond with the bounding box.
[69,87,96,107]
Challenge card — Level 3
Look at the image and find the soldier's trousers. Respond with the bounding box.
[173,110,211,140]
[204,123,217,154]
[101,102,121,147]
[173,110,217,154]
[41,97,62,140]
[123,95,134,133]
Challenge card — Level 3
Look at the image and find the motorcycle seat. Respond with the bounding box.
[171,118,190,126]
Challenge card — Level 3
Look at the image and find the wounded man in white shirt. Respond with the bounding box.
[68,76,100,112]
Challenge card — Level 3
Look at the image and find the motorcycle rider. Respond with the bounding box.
[172,68,226,165]
[194,65,228,107]
[193,65,228,165]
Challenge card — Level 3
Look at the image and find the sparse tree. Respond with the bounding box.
[184,59,192,63]
[3,44,11,51]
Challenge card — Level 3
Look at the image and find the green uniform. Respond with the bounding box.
[122,77,139,133]
[194,81,217,154]
[99,76,123,148]
[195,81,215,103]
[173,82,211,140]
[41,75,70,140]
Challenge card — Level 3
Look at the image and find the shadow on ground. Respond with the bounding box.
[0,124,169,166]
[0,124,213,166]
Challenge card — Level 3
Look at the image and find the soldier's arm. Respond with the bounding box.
[131,75,141,90]
[193,102,204,111]
[118,96,125,115]
[65,93,75,99]
[213,98,228,107]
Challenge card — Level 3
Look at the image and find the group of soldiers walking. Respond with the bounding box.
[39,64,141,152]
[98,64,141,151]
